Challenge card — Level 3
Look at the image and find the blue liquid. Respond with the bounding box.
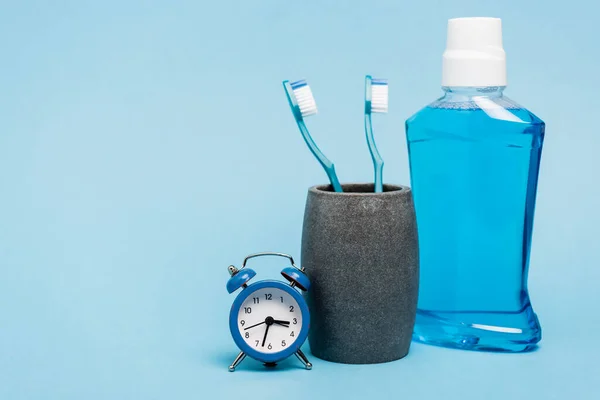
[406,89,544,352]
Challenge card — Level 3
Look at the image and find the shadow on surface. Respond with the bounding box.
[206,348,309,372]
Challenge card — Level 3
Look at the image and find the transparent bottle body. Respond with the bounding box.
[405,87,543,351]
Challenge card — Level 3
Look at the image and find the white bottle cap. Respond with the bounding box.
[442,17,506,87]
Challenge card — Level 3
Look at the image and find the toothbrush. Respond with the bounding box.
[283,79,343,192]
[364,75,388,193]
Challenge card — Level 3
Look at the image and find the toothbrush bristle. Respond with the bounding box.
[370,78,388,113]
[290,79,318,118]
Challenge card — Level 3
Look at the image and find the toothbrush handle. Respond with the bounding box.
[298,120,343,192]
[327,164,343,193]
[365,114,384,193]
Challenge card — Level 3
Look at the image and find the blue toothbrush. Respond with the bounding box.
[283,79,343,192]
[364,75,389,193]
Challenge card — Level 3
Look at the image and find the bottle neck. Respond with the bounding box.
[442,86,505,101]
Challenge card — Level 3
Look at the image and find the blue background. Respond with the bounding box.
[1,1,598,399]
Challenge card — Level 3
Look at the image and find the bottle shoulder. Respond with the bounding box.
[407,95,544,127]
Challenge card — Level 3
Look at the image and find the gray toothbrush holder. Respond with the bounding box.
[301,183,419,364]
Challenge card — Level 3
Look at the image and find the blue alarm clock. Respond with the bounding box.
[226,252,312,372]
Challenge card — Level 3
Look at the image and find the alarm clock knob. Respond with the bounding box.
[226,268,256,294]
[281,267,311,291]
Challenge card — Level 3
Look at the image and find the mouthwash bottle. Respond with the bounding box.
[406,17,543,352]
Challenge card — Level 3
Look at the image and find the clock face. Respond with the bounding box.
[236,286,303,354]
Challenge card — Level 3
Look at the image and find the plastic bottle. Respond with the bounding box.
[406,17,543,352]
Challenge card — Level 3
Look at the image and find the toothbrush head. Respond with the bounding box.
[365,75,388,114]
[283,79,318,121]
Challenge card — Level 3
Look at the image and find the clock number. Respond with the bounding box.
[290,331,295,337]
[292,318,297,324]
[255,340,259,347]
[268,343,272,350]
[280,296,284,303]
[244,307,252,314]
[265,293,272,300]
[289,305,294,312]
[240,320,245,326]
[245,332,249,338]
[281,340,286,347]
[253,297,259,304]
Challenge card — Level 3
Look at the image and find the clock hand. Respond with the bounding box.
[273,320,290,327]
[261,324,271,347]
[243,321,266,331]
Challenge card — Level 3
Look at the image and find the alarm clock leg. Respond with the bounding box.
[295,349,312,370]
[228,351,246,372]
